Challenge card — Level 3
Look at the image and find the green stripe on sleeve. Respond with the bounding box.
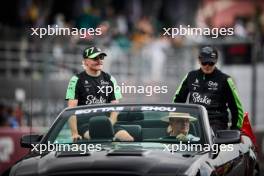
[110,76,122,100]
[66,76,79,100]
[227,78,244,128]
[172,73,188,102]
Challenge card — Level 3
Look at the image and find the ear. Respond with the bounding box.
[82,60,86,65]
[82,60,87,69]
[167,125,172,133]
[198,59,202,65]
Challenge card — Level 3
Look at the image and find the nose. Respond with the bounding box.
[183,120,189,126]
[96,59,103,64]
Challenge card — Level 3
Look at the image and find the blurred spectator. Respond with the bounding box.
[132,16,154,52]
[141,36,171,81]
[0,103,8,127]
[19,0,48,27]
[115,14,128,35]
[0,104,20,128]
[14,103,23,126]
[234,17,248,38]
[96,21,112,46]
[25,0,39,26]
[6,107,19,128]
[53,13,66,28]
[76,7,101,29]
[260,12,264,43]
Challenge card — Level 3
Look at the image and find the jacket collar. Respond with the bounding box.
[198,67,218,78]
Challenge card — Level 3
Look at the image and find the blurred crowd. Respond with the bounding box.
[0,103,23,128]
[0,0,263,79]
[0,0,264,126]
[0,1,263,53]
[0,0,261,81]
[2,0,264,43]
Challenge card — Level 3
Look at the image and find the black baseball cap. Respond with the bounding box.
[83,46,107,59]
[199,46,218,63]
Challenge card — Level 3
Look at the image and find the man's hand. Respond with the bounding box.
[72,132,82,142]
[115,130,134,141]
[83,130,91,140]
[68,114,81,142]
[109,111,118,125]
[110,100,119,125]
[176,133,188,141]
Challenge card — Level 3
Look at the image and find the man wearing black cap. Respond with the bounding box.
[173,46,245,132]
[65,46,133,141]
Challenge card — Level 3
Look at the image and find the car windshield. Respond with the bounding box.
[45,105,205,146]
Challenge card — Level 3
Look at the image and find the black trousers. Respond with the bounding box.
[210,122,228,133]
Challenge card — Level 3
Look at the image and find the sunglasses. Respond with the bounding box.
[201,62,215,66]
[91,55,105,61]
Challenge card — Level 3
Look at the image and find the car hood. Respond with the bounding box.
[11,145,209,176]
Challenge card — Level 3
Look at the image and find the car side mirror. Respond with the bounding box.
[215,130,241,144]
[20,134,43,148]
